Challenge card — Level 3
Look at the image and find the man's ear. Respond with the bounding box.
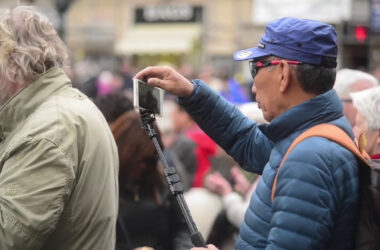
[278,60,292,93]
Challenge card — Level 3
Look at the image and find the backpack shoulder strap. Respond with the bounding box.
[271,123,369,202]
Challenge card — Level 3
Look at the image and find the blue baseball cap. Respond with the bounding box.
[233,17,338,67]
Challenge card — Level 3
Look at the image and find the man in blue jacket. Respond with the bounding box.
[136,17,359,250]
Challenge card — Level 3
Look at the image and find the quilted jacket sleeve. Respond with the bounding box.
[267,137,358,249]
[178,80,273,174]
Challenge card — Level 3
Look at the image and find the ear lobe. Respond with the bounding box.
[279,60,291,93]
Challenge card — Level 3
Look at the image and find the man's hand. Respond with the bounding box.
[134,66,194,97]
[231,166,251,195]
[191,244,219,250]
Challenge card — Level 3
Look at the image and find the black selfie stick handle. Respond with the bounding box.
[140,111,207,248]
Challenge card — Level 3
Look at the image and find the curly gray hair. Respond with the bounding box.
[0,5,69,85]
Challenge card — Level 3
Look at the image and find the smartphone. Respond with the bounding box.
[133,78,164,116]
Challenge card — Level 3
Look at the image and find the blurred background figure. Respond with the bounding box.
[96,70,124,97]
[72,59,102,99]
[334,69,379,126]
[169,102,218,188]
[205,167,259,229]
[93,91,134,123]
[351,86,380,159]
[118,57,136,91]
[198,64,224,92]
[219,69,250,104]
[203,165,259,250]
[178,62,196,80]
[157,100,197,191]
[94,93,192,250]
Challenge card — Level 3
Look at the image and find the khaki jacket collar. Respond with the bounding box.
[0,68,71,140]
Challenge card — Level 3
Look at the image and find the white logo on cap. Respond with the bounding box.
[236,51,252,59]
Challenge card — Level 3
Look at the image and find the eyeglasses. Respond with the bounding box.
[249,60,302,78]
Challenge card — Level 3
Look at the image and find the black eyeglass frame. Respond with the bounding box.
[249,60,302,78]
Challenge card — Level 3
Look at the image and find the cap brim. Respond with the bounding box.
[233,47,271,61]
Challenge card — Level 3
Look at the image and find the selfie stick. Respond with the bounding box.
[140,111,207,248]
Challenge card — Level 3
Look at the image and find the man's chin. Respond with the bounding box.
[262,112,273,123]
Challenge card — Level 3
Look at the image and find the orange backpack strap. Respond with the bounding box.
[271,123,369,202]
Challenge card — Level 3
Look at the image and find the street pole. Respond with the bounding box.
[54,0,75,41]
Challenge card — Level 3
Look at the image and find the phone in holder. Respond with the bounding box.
[133,78,164,116]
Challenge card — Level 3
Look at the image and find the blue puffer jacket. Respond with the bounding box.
[179,80,359,250]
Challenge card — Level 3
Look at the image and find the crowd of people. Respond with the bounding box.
[1,4,380,250]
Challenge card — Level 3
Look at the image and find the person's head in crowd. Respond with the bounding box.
[198,64,214,82]
[178,62,195,79]
[0,5,68,105]
[334,69,379,126]
[111,111,164,202]
[93,91,134,123]
[171,103,195,134]
[233,17,337,121]
[96,71,124,97]
[351,86,380,157]
[94,92,164,201]
[119,57,135,76]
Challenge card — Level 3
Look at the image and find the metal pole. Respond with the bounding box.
[140,111,207,248]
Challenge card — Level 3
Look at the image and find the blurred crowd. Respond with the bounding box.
[68,57,254,105]
[65,56,265,249]
[3,3,380,250]
[63,53,380,249]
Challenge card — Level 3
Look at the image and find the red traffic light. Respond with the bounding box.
[355,26,368,42]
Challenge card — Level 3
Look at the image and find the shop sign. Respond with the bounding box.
[135,4,203,24]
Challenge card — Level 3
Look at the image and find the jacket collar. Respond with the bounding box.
[0,68,71,140]
[259,89,345,142]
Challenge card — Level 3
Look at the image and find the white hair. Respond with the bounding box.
[350,86,380,131]
[0,5,69,85]
[334,69,379,99]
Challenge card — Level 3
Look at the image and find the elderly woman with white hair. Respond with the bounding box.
[351,86,380,159]
[334,69,379,126]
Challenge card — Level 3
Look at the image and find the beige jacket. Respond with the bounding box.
[0,68,119,250]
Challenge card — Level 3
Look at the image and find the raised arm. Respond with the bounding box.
[135,66,273,173]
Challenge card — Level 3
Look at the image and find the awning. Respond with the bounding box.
[115,24,200,55]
